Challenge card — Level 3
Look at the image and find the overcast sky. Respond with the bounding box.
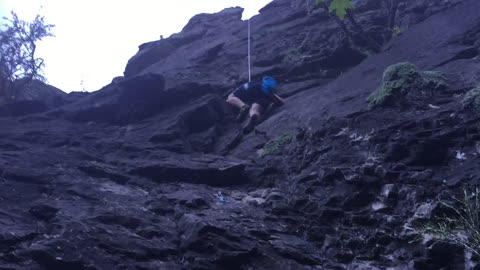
[0,0,272,92]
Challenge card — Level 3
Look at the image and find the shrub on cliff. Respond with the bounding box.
[367,62,447,109]
[421,189,480,257]
[0,11,54,100]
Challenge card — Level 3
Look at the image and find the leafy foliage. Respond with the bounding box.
[0,11,54,99]
[316,0,354,19]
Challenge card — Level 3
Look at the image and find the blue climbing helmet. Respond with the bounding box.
[262,76,277,95]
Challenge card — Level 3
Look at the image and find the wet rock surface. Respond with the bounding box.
[1,0,480,269]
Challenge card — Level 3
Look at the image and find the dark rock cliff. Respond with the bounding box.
[0,0,479,269]
[0,80,67,117]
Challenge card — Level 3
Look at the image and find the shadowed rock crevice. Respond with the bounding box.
[130,155,247,187]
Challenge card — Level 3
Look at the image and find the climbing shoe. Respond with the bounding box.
[243,114,258,134]
[236,104,250,122]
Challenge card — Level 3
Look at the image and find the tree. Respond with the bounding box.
[314,0,406,53]
[316,0,353,19]
[382,0,403,30]
[0,11,54,100]
[315,0,382,53]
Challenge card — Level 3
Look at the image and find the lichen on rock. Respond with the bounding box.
[367,62,447,109]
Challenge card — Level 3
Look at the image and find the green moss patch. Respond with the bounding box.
[462,87,480,113]
[367,62,447,109]
[258,133,292,157]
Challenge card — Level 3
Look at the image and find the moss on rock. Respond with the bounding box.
[462,87,480,113]
[367,62,447,109]
[421,71,448,90]
[258,133,292,157]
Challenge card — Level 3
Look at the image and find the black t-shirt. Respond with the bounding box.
[233,80,275,108]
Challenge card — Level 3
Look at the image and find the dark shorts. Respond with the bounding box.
[232,85,271,108]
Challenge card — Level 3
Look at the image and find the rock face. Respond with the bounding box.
[1,0,480,269]
[0,79,67,117]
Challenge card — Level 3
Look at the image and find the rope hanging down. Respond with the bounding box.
[248,19,251,82]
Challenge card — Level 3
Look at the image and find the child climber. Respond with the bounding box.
[226,76,285,134]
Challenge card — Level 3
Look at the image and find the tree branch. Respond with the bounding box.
[345,9,382,53]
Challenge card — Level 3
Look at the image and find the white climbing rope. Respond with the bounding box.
[248,19,251,82]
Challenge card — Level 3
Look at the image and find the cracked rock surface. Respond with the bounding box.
[1,0,480,269]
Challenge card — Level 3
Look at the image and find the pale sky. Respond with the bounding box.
[0,0,272,92]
